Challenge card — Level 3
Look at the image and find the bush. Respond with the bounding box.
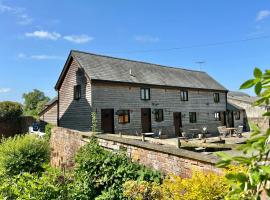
[44,123,54,141]
[73,138,162,199]
[0,167,68,200]
[0,134,50,176]
[0,101,22,120]
[123,170,229,200]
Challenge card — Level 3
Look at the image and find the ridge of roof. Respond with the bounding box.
[71,49,207,74]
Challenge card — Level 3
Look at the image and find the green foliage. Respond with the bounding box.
[44,123,54,141]
[123,170,229,200]
[217,68,270,199]
[0,101,22,120]
[73,138,162,199]
[91,112,97,134]
[22,89,50,117]
[0,167,70,200]
[0,134,50,176]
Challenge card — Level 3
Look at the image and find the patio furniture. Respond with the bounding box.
[234,126,243,138]
[226,127,237,137]
[199,126,208,139]
[189,128,199,138]
[217,126,229,137]
[143,132,155,137]
[155,129,162,139]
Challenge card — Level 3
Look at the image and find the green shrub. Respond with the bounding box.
[73,138,162,200]
[0,101,22,120]
[44,123,54,141]
[0,167,68,200]
[0,134,50,176]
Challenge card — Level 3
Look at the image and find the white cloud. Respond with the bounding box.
[18,14,33,25]
[30,55,64,60]
[63,34,94,44]
[134,35,160,43]
[0,2,32,25]
[256,10,270,21]
[0,88,11,93]
[17,53,63,60]
[25,30,61,40]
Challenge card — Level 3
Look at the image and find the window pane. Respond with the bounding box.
[145,89,149,100]
[141,89,145,99]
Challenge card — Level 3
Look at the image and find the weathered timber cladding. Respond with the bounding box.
[92,81,226,136]
[40,103,58,125]
[58,58,92,131]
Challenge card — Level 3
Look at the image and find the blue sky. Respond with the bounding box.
[0,0,270,102]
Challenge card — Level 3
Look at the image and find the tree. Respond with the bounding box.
[216,68,270,199]
[22,89,50,117]
[0,101,22,120]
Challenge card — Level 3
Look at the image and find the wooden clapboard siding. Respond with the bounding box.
[58,58,92,131]
[40,102,58,125]
[92,81,226,136]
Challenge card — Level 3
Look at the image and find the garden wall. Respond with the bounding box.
[50,127,221,178]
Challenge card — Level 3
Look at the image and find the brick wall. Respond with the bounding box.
[50,127,221,177]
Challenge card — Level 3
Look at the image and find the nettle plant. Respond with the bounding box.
[216,68,270,200]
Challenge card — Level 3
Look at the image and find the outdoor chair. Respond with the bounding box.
[234,126,243,138]
[217,126,229,137]
[154,129,162,139]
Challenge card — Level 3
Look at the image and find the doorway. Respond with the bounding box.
[141,108,151,133]
[101,109,114,134]
[173,112,182,137]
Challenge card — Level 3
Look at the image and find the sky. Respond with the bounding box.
[0,0,270,102]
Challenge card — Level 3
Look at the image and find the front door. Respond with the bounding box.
[173,112,182,137]
[101,109,114,134]
[227,111,234,128]
[141,108,151,133]
[221,111,227,126]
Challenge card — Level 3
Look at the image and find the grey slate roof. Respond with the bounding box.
[45,96,58,106]
[57,50,228,91]
[227,100,245,111]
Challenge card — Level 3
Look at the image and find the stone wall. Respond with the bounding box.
[50,127,221,177]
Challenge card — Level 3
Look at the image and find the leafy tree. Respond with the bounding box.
[22,89,50,117]
[216,68,270,199]
[0,101,22,120]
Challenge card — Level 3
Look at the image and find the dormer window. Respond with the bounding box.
[140,88,150,100]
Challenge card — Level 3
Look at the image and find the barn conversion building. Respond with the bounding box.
[53,50,228,137]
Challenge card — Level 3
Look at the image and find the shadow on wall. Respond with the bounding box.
[59,68,92,132]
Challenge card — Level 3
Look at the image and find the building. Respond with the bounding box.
[39,97,58,126]
[227,91,269,132]
[54,50,228,137]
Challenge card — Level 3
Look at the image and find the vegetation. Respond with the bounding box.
[22,89,50,117]
[0,101,23,120]
[44,123,54,141]
[216,68,270,199]
[72,138,162,199]
[0,134,50,176]
[123,170,229,200]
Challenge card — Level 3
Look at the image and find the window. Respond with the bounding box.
[213,93,220,103]
[189,112,197,123]
[116,110,130,124]
[154,109,164,122]
[74,85,81,100]
[234,111,240,120]
[140,88,150,100]
[214,112,221,121]
[180,91,188,101]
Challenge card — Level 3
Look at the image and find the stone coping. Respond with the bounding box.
[94,134,219,165]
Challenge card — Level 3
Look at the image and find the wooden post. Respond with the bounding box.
[119,132,122,138]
